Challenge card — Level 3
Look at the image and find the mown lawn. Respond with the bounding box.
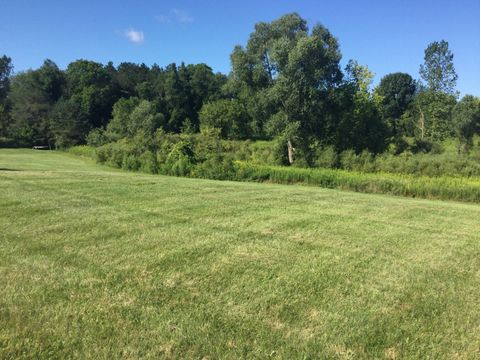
[1,149,479,359]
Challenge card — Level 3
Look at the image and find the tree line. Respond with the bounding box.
[1,13,479,164]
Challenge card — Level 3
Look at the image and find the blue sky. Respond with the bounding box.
[1,0,479,95]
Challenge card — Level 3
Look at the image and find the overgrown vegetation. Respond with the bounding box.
[69,129,480,202]
[1,14,479,175]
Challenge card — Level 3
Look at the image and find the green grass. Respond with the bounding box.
[1,149,480,359]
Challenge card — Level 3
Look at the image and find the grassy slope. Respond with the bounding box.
[1,149,479,359]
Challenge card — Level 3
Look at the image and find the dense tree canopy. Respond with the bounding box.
[453,95,480,152]
[8,60,65,146]
[0,55,13,104]
[376,72,416,139]
[0,55,13,136]
[0,13,475,161]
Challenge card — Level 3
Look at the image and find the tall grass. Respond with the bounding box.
[66,145,96,158]
[235,162,480,203]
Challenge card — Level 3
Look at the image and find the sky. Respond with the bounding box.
[1,0,479,95]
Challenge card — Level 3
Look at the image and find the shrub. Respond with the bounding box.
[86,128,109,147]
[161,140,196,177]
[139,150,157,174]
[122,154,140,171]
[194,154,236,180]
[314,145,338,168]
[67,145,95,159]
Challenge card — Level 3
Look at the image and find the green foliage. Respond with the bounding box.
[376,72,416,138]
[138,150,157,174]
[222,139,277,165]
[194,153,236,180]
[122,153,141,171]
[129,100,164,136]
[49,97,89,148]
[335,61,388,154]
[0,55,13,104]
[313,145,338,168]
[199,99,251,139]
[336,150,480,177]
[452,95,480,153]
[409,90,457,141]
[66,60,115,129]
[8,60,65,146]
[162,139,196,176]
[420,40,458,95]
[86,127,109,147]
[106,97,140,139]
[235,162,480,202]
[106,97,165,140]
[66,145,95,158]
[88,132,480,201]
[228,13,351,163]
[0,103,10,138]
[0,16,470,173]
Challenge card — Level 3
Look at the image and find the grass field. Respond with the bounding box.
[1,149,480,359]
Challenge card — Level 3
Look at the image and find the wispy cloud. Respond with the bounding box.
[124,28,144,44]
[155,9,194,24]
[171,9,194,23]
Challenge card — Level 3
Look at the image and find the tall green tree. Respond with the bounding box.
[163,63,190,132]
[375,72,416,139]
[0,55,13,137]
[0,55,13,104]
[452,95,480,153]
[115,62,150,98]
[106,97,164,139]
[419,40,458,95]
[266,17,343,164]
[199,99,250,139]
[412,40,459,142]
[9,60,65,145]
[231,13,343,164]
[65,60,116,129]
[335,60,387,153]
[49,98,89,148]
[409,90,456,141]
[228,13,312,140]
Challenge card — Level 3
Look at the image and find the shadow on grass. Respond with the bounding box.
[0,168,23,171]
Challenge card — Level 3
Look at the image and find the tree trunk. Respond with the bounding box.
[418,106,425,140]
[287,139,295,165]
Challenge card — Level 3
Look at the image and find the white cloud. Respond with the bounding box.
[155,9,194,24]
[171,9,194,23]
[124,28,144,44]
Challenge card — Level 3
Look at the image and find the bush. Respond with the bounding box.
[314,146,338,168]
[86,128,109,147]
[139,150,157,174]
[67,145,95,159]
[122,154,140,171]
[161,140,196,177]
[194,154,236,180]
[411,138,434,154]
